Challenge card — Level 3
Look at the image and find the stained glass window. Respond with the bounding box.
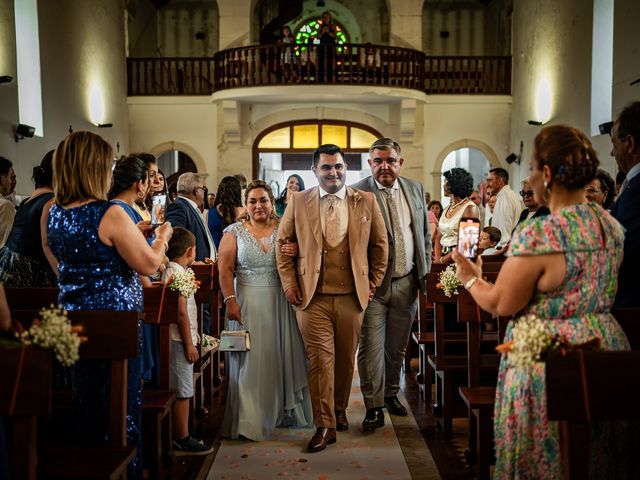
[294,17,348,54]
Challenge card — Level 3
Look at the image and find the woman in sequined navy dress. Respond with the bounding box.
[44,132,173,479]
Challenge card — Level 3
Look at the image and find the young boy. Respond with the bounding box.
[162,227,213,455]
[479,226,501,256]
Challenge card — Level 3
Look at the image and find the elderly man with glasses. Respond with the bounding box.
[515,178,549,229]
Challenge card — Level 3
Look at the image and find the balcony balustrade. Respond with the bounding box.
[127,44,511,96]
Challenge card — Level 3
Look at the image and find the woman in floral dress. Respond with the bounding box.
[453,125,630,478]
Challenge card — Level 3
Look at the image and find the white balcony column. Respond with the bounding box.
[218,0,251,50]
[388,0,423,50]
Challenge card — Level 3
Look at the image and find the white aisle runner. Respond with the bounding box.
[206,370,441,480]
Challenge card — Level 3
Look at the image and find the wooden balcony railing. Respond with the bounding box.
[127,57,215,96]
[127,44,511,96]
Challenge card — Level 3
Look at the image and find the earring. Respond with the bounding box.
[137,191,145,199]
[543,181,548,189]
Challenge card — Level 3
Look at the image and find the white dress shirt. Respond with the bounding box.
[163,261,199,346]
[492,185,523,247]
[374,179,415,275]
[319,186,349,244]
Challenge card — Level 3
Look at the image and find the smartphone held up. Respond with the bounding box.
[457,217,481,260]
[151,194,167,226]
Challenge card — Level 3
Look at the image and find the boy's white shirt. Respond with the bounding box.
[162,261,200,346]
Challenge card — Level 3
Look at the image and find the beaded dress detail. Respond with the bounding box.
[221,222,312,440]
[47,201,143,479]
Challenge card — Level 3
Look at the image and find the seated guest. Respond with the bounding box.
[454,124,630,478]
[434,168,478,263]
[0,151,56,287]
[45,131,172,480]
[478,226,501,256]
[585,168,615,210]
[516,179,550,228]
[275,174,305,217]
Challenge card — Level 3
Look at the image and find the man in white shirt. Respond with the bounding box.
[0,157,17,247]
[486,167,522,247]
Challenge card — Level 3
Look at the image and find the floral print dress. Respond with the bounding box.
[494,203,630,479]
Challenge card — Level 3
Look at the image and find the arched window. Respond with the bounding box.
[295,17,349,50]
[253,120,381,196]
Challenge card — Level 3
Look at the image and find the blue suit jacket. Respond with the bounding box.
[165,197,212,261]
[611,174,640,308]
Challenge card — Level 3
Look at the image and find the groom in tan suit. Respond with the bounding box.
[276,144,388,452]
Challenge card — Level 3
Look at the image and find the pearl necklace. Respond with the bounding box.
[445,197,468,217]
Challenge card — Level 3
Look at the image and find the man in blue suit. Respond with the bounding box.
[166,172,216,262]
[166,172,217,333]
[610,101,640,308]
[352,138,432,431]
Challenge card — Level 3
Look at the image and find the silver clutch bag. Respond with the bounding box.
[219,330,251,352]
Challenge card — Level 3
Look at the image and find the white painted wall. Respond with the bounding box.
[0,0,129,198]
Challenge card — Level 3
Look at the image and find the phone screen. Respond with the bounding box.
[457,217,481,260]
[151,194,167,226]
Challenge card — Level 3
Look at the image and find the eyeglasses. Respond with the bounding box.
[194,186,206,194]
[585,187,602,194]
[519,190,534,197]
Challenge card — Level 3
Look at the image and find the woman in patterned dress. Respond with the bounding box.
[453,125,630,478]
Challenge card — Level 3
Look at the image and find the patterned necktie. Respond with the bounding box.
[325,194,340,247]
[383,188,407,277]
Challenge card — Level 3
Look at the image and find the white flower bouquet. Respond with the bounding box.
[168,268,200,297]
[437,264,463,297]
[17,305,86,367]
[496,314,601,369]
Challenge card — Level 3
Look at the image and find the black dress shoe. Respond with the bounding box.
[307,427,337,453]
[384,395,408,416]
[335,409,349,431]
[362,408,385,432]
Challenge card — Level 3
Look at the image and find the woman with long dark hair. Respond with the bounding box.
[275,174,305,217]
[0,150,57,287]
[208,176,244,250]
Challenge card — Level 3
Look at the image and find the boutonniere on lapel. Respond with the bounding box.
[352,191,362,211]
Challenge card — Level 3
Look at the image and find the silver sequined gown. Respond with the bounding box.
[221,222,312,440]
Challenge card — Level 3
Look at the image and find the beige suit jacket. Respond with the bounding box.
[276,186,388,311]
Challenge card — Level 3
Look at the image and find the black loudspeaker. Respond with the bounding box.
[506,153,519,165]
[599,121,613,135]
[16,124,35,138]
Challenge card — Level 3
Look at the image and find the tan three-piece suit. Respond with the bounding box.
[276,186,388,428]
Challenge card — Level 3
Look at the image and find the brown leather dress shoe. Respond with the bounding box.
[307,427,337,453]
[335,409,349,431]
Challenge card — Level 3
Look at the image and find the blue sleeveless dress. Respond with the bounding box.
[47,201,144,479]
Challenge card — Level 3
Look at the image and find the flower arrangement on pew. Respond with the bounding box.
[168,267,200,298]
[496,314,601,369]
[437,264,463,297]
[17,305,86,367]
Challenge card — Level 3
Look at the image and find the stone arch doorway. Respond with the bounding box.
[253,120,382,198]
[433,139,500,206]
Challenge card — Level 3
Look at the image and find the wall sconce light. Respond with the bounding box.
[532,77,553,125]
[505,153,520,164]
[599,121,613,135]
[14,123,35,142]
[96,123,113,128]
[527,120,544,126]
[0,75,13,84]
